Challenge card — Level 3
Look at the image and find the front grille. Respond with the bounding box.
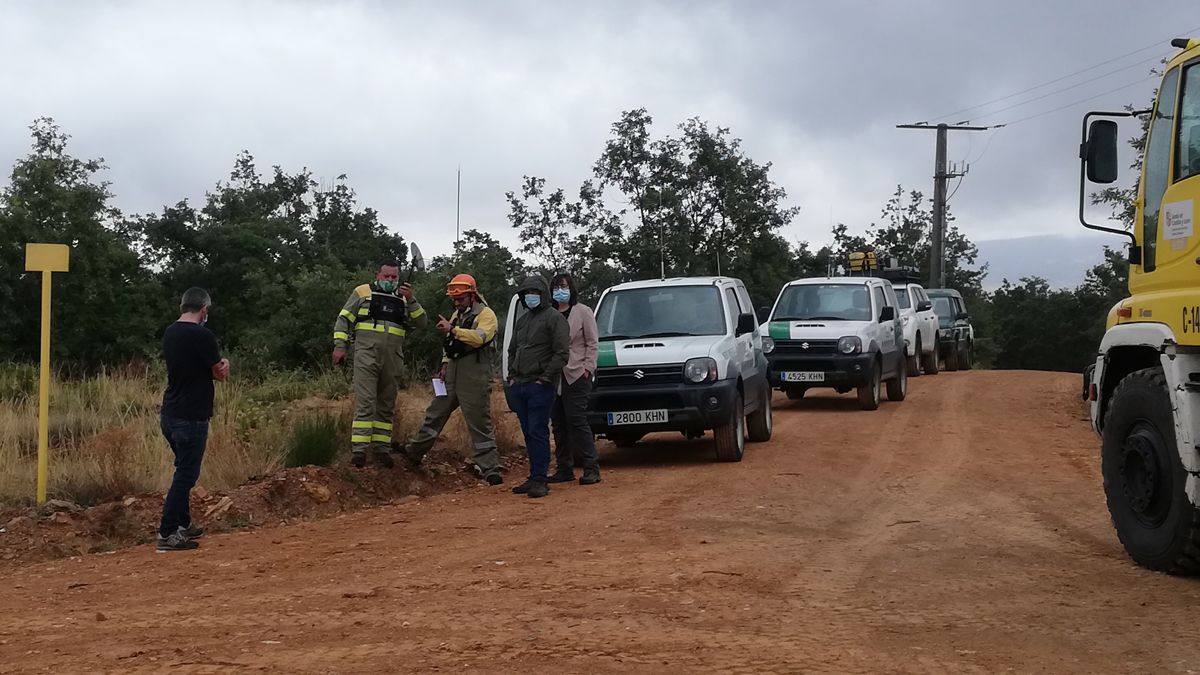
[595,364,682,388]
[773,339,838,355]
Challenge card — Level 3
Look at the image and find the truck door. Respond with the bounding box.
[724,286,753,380]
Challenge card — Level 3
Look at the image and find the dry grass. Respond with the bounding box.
[0,366,523,507]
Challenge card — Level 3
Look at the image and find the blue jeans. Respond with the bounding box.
[506,382,556,481]
[159,414,210,538]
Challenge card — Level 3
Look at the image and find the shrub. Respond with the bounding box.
[285,412,343,468]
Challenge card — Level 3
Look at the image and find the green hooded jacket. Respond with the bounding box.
[508,276,569,384]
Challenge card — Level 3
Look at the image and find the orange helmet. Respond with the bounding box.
[446,274,478,297]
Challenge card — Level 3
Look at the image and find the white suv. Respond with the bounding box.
[892,282,939,376]
[760,277,907,410]
[586,277,772,462]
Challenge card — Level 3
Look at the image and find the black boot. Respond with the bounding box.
[373,452,394,469]
[546,468,575,483]
[351,453,366,468]
[485,473,503,486]
[395,442,422,467]
[527,480,549,499]
[579,469,601,485]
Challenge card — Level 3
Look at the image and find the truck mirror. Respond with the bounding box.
[1084,119,1119,184]
[957,311,969,321]
[879,306,895,322]
[917,300,932,312]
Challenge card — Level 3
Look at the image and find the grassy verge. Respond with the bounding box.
[0,364,518,507]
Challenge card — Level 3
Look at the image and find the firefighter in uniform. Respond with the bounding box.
[333,262,427,468]
[398,274,502,485]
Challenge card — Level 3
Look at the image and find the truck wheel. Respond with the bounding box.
[962,342,974,370]
[922,340,939,375]
[747,385,773,443]
[856,362,881,411]
[1101,367,1200,574]
[886,360,908,402]
[713,392,746,462]
[906,336,921,377]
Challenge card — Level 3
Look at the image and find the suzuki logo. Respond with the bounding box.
[633,369,645,379]
[801,342,810,350]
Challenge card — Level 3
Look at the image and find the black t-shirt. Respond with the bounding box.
[161,321,221,421]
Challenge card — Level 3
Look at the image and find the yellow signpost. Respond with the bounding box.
[24,243,69,505]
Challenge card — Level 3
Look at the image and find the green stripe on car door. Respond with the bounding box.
[598,341,618,367]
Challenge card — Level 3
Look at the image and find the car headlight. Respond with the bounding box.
[684,357,718,383]
[762,337,775,354]
[837,336,862,354]
[939,328,952,337]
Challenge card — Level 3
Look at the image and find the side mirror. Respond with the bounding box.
[1084,119,1119,184]
[736,312,757,336]
[957,311,969,321]
[879,306,896,322]
[917,300,932,312]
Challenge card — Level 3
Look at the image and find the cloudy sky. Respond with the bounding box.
[2,1,1195,266]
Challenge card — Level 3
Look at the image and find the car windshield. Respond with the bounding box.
[931,296,954,318]
[894,287,911,309]
[595,286,726,340]
[771,284,872,322]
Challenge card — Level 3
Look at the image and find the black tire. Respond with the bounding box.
[747,385,773,443]
[906,345,921,377]
[1101,367,1200,574]
[886,359,908,402]
[944,343,960,372]
[922,339,939,375]
[714,393,746,462]
[785,388,806,401]
[856,362,881,411]
[961,342,974,370]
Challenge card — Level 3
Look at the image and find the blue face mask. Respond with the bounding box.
[552,288,570,304]
[524,294,541,309]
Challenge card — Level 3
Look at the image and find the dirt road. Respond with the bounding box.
[2,371,1198,673]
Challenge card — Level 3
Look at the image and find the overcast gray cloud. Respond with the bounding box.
[2,0,1194,266]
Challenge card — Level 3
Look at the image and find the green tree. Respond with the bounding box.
[0,118,160,366]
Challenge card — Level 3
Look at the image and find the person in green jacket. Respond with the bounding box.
[505,275,569,499]
[332,262,428,468]
[399,274,503,485]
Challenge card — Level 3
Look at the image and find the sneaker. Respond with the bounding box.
[511,480,532,494]
[351,453,366,468]
[579,470,601,486]
[180,525,205,539]
[527,480,549,499]
[157,531,199,552]
[485,473,503,486]
[373,453,395,469]
[546,469,575,484]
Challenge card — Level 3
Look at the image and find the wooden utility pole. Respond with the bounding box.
[897,123,988,288]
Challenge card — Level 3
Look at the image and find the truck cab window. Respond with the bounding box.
[1177,65,1200,183]
[1143,67,1180,272]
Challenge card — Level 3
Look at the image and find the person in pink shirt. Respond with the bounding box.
[547,273,601,485]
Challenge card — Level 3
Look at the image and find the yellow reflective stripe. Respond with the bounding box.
[370,434,391,443]
[357,307,370,315]
[333,331,349,340]
[340,309,357,322]
[373,421,393,431]
[355,323,406,337]
[352,421,373,429]
[350,434,372,443]
[409,307,426,318]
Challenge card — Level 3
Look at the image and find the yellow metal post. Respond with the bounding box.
[25,243,69,506]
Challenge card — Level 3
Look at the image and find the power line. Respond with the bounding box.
[922,25,1199,124]
[992,74,1158,128]
[968,53,1170,123]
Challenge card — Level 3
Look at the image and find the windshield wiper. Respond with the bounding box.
[635,331,693,338]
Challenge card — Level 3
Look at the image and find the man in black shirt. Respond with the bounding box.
[158,287,229,552]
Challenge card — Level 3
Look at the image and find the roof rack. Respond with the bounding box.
[845,251,920,282]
